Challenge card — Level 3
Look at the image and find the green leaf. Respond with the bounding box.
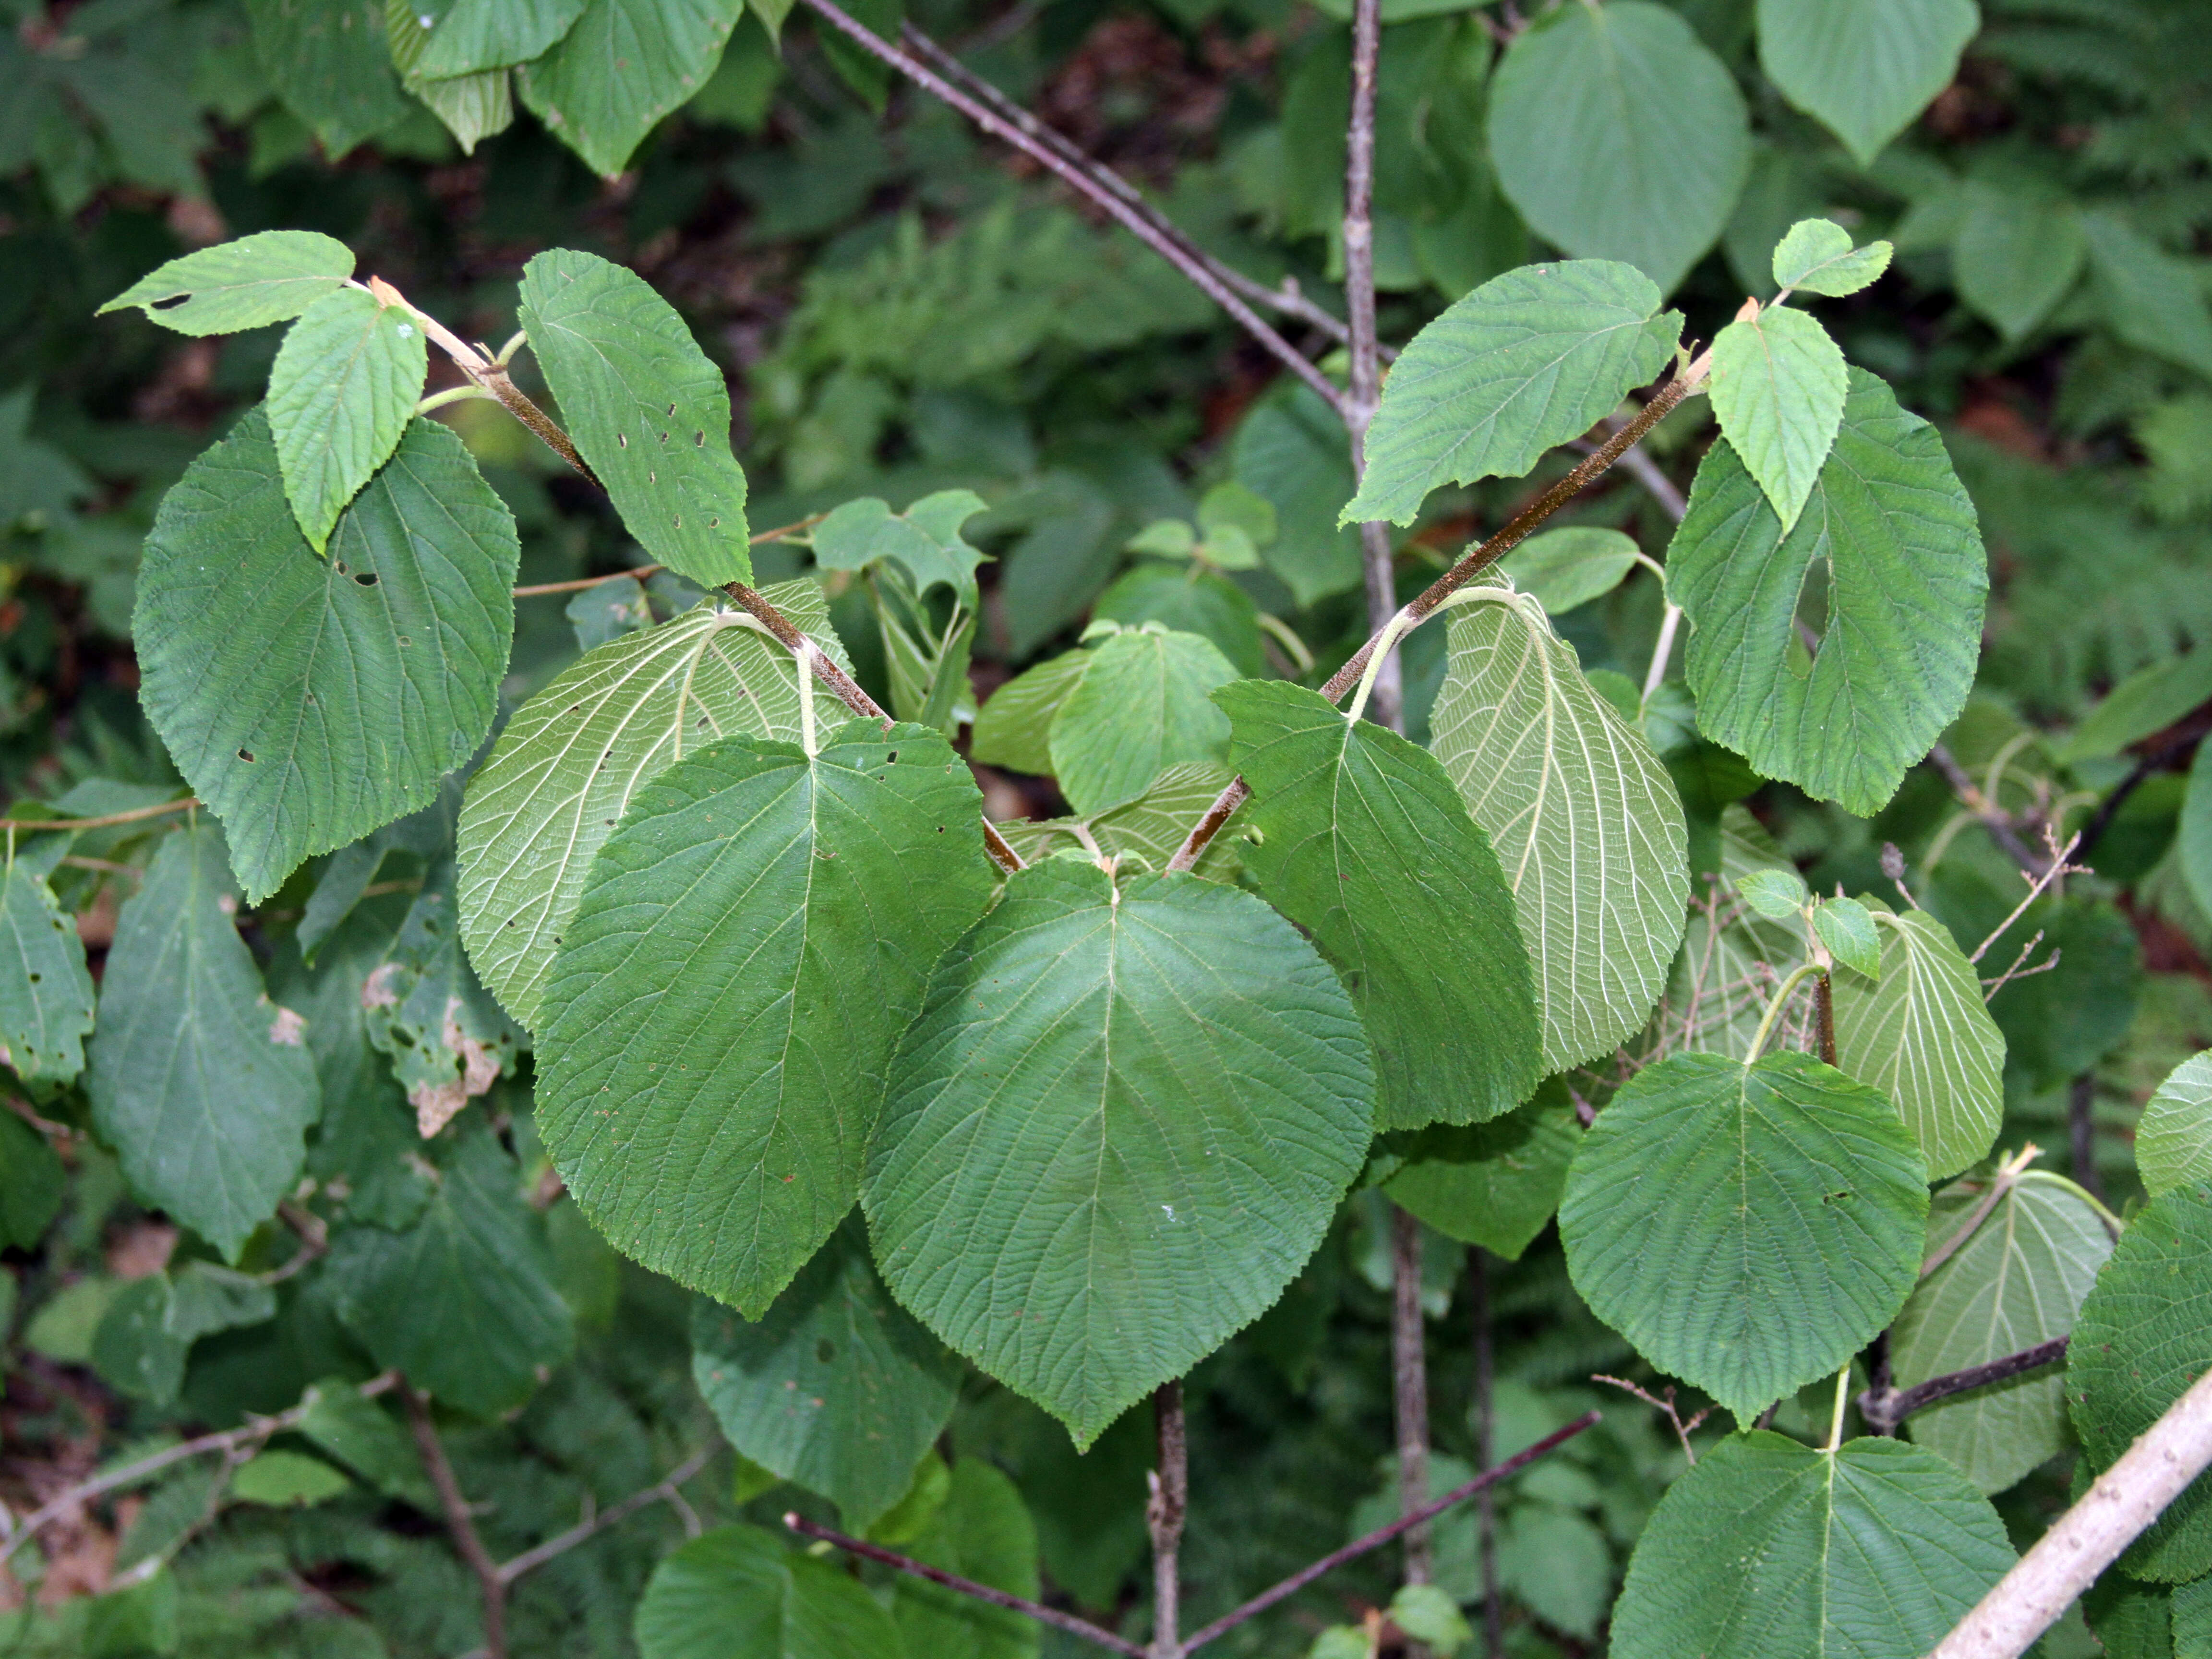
[1560,1049,1928,1421]
[813,491,989,607]
[362,859,522,1135]
[325,1127,576,1416]
[1048,628,1235,815]
[267,288,428,551]
[1771,218,1892,298]
[1812,896,1881,979]
[1954,182,2086,342]
[1232,385,1362,607]
[518,0,744,177]
[1670,805,1804,1058]
[1429,589,1690,1073]
[1094,565,1266,679]
[893,1460,1041,1659]
[136,410,518,904]
[296,1376,437,1507]
[98,231,356,336]
[0,862,95,1092]
[994,762,1243,885]
[865,862,1374,1446]
[230,1449,351,1507]
[1892,1170,2115,1494]
[1611,1431,2013,1659]
[1708,303,1847,536]
[2139,1052,2212,1198]
[2070,1184,2212,1580]
[1391,1585,1471,1656]
[691,1221,960,1531]
[1220,678,1541,1128]
[86,823,320,1262]
[415,0,585,76]
[2084,212,2212,381]
[1755,0,1980,166]
[1487,5,1749,295]
[1498,527,1641,616]
[536,724,992,1316]
[2087,1578,2175,1659]
[244,0,412,158]
[1666,368,1986,815]
[0,1110,66,1249]
[1735,866,1808,919]
[969,650,1090,777]
[457,581,850,1030]
[1343,261,1681,526]
[1383,1084,1582,1262]
[867,1453,950,1546]
[2056,650,2212,765]
[2176,1576,2212,1657]
[1831,908,2006,1181]
[634,1525,906,1659]
[383,0,515,154]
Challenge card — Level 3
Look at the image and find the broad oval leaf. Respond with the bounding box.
[1499,527,1642,617]
[518,0,744,178]
[1487,4,1750,295]
[970,649,1091,777]
[1611,1431,2014,1659]
[994,761,1242,884]
[1893,1170,2116,1494]
[415,0,586,76]
[1772,218,1892,298]
[635,1525,903,1659]
[1708,303,1846,536]
[267,287,427,551]
[457,581,850,1029]
[1955,182,2086,343]
[1232,384,1362,606]
[244,0,412,158]
[98,231,355,336]
[2138,1051,2212,1198]
[1666,367,1987,815]
[1048,627,1234,815]
[1429,589,1690,1073]
[2070,1183,2212,1581]
[893,1460,1040,1659]
[0,862,96,1092]
[519,248,751,586]
[1831,908,2007,1181]
[1342,261,1681,526]
[1221,677,1540,1128]
[1560,1049,1928,1421]
[537,723,993,1317]
[136,410,518,904]
[865,861,1374,1446]
[1383,1084,1583,1261]
[1756,0,1980,167]
[85,822,321,1261]
[691,1221,960,1531]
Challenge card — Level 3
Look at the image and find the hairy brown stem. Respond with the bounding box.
[1391,1204,1434,1587]
[402,1382,506,1659]
[1856,1337,2070,1435]
[1149,1381,1189,1659]
[1814,970,1837,1069]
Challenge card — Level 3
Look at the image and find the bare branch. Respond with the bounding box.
[0,796,198,834]
[1969,831,2084,965]
[1855,1337,2070,1436]
[2070,1073,2106,1201]
[510,517,827,597]
[1391,1204,1434,1587]
[402,1381,507,1659]
[1471,1249,1504,1659]
[1342,0,1403,732]
[1927,744,2049,879]
[1591,1376,1711,1465]
[495,1446,714,1586]
[1981,932,2055,1002]
[1148,1381,1189,1659]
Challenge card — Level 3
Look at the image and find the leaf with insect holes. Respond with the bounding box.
[1736,867,1808,919]
[86,822,321,1262]
[2138,1051,2212,1199]
[0,863,96,1093]
[1891,1170,2115,1493]
[865,861,1374,1446]
[1611,1432,2013,1659]
[1708,303,1847,536]
[1756,0,1979,167]
[1048,628,1236,815]
[1560,1049,1928,1422]
[518,0,745,177]
[267,287,428,551]
[1666,368,1987,815]
[361,860,522,1137]
[518,248,751,586]
[536,724,994,1317]
[1220,678,1541,1129]
[135,411,518,904]
[99,231,356,336]
[1343,260,1681,526]
[1830,907,2006,1182]
[1771,219,1893,298]
[456,581,851,1031]
[1813,896,1880,978]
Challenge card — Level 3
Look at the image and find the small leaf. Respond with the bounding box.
[518,247,752,587]
[267,287,428,550]
[691,1221,960,1531]
[1771,218,1892,297]
[518,0,745,177]
[1048,628,1235,815]
[1954,182,2086,342]
[98,231,356,336]
[1735,866,1809,919]
[1812,896,1881,978]
[1560,1049,1927,1422]
[813,491,990,606]
[1498,527,1641,616]
[865,861,1373,1446]
[1126,519,1197,559]
[230,1450,351,1507]
[994,762,1243,885]
[1198,481,1275,549]
[2139,1052,2212,1198]
[382,0,515,154]
[536,724,993,1315]
[1391,1585,1471,1656]
[244,0,412,157]
[0,862,96,1092]
[296,1377,436,1506]
[1666,368,1987,815]
[892,1461,1042,1659]
[1384,1086,1583,1262]
[969,649,1092,778]
[1343,260,1681,526]
[1756,0,1980,166]
[1232,384,1361,606]
[1221,677,1541,1128]
[1611,1432,2013,1659]
[86,823,321,1261]
[635,1525,904,1659]
[1708,304,1848,534]
[1831,908,2006,1181]
[414,0,585,76]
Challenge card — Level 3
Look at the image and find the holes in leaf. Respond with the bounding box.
[694,432,704,447]
[815,1338,836,1363]
[617,433,628,448]
[354,572,378,586]
[238,748,255,762]
[27,972,40,984]
[150,293,190,311]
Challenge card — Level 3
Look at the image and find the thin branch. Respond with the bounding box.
[402,1381,507,1659]
[256,1199,330,1286]
[1922,1147,2040,1278]
[786,1513,1146,1657]
[0,796,198,833]
[1969,831,2083,965]
[1180,1412,1602,1652]
[496,1447,714,1586]
[510,517,829,597]
[1148,1381,1189,1659]
[1855,1337,2070,1436]
[1470,1249,1503,1659]
[1927,744,2048,878]
[1390,1203,1434,1587]
[1591,1376,1711,1465]
[2070,1074,2105,1201]
[2073,728,2205,866]
[1342,0,1402,733]
[1927,1362,2212,1659]
[798,0,1344,414]
[1981,930,2050,1002]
